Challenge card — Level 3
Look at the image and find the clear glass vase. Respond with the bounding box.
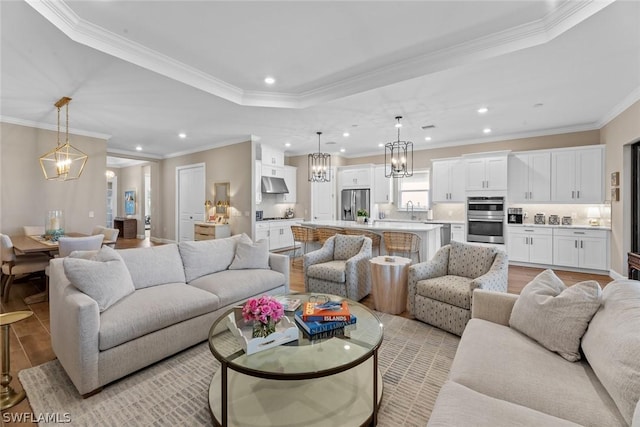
[252,318,277,338]
[45,210,65,241]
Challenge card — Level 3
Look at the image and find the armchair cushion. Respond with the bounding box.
[448,241,496,279]
[333,234,365,260]
[417,275,474,309]
[307,260,347,283]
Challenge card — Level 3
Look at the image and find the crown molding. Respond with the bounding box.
[597,86,640,128]
[106,148,163,160]
[0,116,112,140]
[26,0,614,109]
[164,137,252,159]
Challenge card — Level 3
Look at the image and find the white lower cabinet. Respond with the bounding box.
[507,226,553,265]
[451,224,465,242]
[255,223,270,243]
[256,220,296,251]
[553,228,609,271]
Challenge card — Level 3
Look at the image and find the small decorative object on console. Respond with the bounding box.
[548,215,560,225]
[534,213,546,225]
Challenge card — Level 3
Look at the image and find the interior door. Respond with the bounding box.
[177,164,205,241]
[312,167,335,220]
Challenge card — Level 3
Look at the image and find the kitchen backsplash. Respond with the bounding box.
[256,193,297,219]
[508,203,611,227]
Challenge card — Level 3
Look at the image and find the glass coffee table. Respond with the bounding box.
[208,293,384,427]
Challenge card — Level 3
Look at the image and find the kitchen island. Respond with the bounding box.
[301,220,442,262]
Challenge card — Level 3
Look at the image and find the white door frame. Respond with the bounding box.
[175,163,206,242]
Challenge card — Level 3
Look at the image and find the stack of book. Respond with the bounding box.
[294,301,357,336]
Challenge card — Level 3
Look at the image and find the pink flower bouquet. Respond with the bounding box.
[242,296,285,338]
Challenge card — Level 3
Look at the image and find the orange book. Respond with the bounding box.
[301,301,351,322]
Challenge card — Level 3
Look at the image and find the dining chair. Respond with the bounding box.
[92,226,119,247]
[315,227,345,245]
[344,229,382,256]
[290,225,318,265]
[1,234,50,303]
[382,231,422,263]
[22,226,45,236]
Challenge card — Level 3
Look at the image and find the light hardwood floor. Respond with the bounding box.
[0,238,612,426]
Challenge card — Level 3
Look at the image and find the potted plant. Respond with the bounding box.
[356,209,369,223]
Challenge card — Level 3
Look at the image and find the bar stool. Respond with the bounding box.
[344,229,382,256]
[316,227,345,245]
[382,231,421,263]
[1,310,33,410]
[290,225,317,265]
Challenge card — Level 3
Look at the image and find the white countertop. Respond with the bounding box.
[507,223,611,231]
[376,218,465,225]
[302,220,442,232]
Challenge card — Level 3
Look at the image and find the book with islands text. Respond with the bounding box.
[294,310,357,335]
[301,300,351,322]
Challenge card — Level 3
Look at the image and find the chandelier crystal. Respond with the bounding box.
[385,116,413,178]
[39,97,88,181]
[308,131,331,182]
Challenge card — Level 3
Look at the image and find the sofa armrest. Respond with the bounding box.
[269,253,290,293]
[49,258,101,395]
[471,289,518,326]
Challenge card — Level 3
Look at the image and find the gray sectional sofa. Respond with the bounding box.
[428,280,640,427]
[49,234,289,396]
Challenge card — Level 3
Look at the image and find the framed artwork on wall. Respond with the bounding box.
[125,190,136,215]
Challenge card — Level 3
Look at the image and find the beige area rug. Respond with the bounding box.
[19,312,459,426]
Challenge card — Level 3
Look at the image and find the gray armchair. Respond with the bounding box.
[304,234,372,301]
[408,241,508,336]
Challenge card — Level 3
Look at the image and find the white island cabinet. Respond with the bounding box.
[302,220,442,262]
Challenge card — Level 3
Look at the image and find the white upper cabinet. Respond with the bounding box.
[260,145,284,168]
[279,165,297,203]
[432,158,465,202]
[508,152,551,202]
[261,164,285,178]
[339,167,372,189]
[373,165,393,204]
[551,146,604,203]
[464,155,508,191]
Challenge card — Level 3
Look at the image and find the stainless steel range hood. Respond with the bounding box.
[261,176,289,194]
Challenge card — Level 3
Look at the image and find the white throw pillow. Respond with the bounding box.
[509,269,602,362]
[229,239,270,270]
[63,246,135,312]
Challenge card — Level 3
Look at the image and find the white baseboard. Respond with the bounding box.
[150,236,176,244]
[609,269,626,281]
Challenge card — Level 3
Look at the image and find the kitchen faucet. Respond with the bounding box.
[406,200,416,220]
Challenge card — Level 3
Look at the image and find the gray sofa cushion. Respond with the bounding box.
[448,241,496,279]
[188,269,285,307]
[63,246,135,312]
[416,275,474,309]
[118,244,186,289]
[509,269,602,362]
[582,280,640,426]
[179,234,251,282]
[99,283,219,351]
[229,239,270,270]
[428,381,582,427]
[449,319,627,427]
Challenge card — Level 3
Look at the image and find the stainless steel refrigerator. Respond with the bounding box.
[341,189,370,221]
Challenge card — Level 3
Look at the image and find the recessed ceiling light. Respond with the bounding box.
[135,145,142,151]
[178,132,186,139]
[343,132,350,137]
[533,103,544,108]
[340,148,346,153]
[425,136,432,141]
[378,143,384,148]
[284,142,291,147]
[264,76,275,85]
[483,128,492,134]
[477,107,489,114]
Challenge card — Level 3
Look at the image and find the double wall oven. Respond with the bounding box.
[467,196,505,244]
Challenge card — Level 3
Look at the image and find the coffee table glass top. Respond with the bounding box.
[208,293,383,379]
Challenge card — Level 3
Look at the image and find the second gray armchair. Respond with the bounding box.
[304,234,372,301]
[408,240,508,336]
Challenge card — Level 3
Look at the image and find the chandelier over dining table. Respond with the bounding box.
[39,96,88,181]
[385,116,413,178]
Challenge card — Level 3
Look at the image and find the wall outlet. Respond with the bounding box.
[571,212,577,219]
[89,211,94,218]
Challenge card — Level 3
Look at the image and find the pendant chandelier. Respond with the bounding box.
[308,131,331,182]
[385,116,413,178]
[39,97,88,181]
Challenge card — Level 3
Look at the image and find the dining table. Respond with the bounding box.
[10,233,116,304]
